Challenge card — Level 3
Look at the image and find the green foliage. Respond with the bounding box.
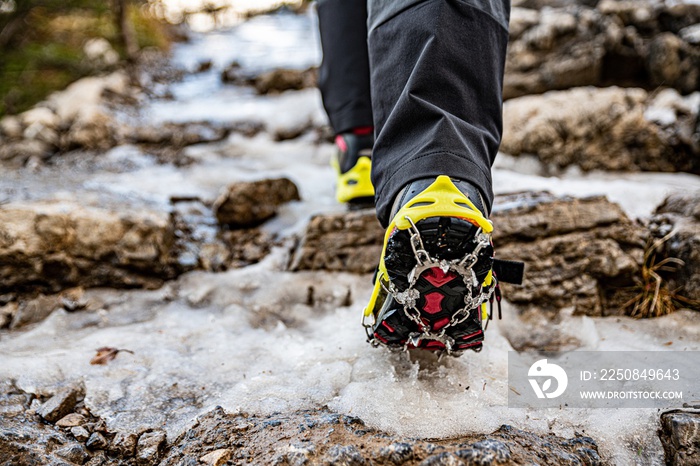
[0,0,169,117]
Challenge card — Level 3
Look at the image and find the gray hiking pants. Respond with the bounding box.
[317,0,511,226]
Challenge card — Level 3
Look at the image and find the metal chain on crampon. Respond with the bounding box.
[385,216,497,355]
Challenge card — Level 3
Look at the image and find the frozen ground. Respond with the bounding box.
[1,10,700,465]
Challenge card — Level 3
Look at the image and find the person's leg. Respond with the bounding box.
[317,0,373,134]
[363,0,521,355]
[317,0,376,204]
[367,0,510,226]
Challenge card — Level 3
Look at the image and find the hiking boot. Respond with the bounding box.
[362,175,523,356]
[331,131,375,204]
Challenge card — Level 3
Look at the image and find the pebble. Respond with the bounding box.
[56,413,87,428]
[109,431,138,457]
[199,448,232,466]
[86,432,108,450]
[136,430,167,465]
[55,444,90,464]
[71,426,91,442]
[37,385,83,423]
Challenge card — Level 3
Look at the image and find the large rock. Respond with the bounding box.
[291,194,647,317]
[504,2,700,98]
[505,7,612,99]
[160,407,600,465]
[649,192,700,306]
[290,209,383,274]
[493,193,646,316]
[660,411,700,466]
[213,178,300,228]
[0,200,182,295]
[501,87,700,174]
[221,63,318,95]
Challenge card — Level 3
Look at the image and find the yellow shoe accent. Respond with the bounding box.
[364,175,493,318]
[332,156,375,203]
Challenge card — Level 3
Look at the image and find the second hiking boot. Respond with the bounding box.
[331,131,375,204]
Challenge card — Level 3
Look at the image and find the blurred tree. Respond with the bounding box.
[0,0,168,116]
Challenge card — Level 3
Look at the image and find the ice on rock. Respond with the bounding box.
[2,11,700,466]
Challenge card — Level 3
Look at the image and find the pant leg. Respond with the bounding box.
[368,0,511,226]
[317,0,374,134]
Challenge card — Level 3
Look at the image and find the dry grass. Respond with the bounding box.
[624,233,699,318]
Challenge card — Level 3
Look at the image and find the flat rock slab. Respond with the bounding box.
[291,193,647,316]
[493,192,646,316]
[0,200,181,295]
[161,407,601,466]
[290,209,384,274]
[213,177,300,228]
[0,197,276,328]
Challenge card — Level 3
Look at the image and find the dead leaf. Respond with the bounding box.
[90,347,133,365]
[664,341,673,346]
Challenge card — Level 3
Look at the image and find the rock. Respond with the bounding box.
[660,411,700,466]
[454,439,511,464]
[649,192,700,305]
[504,7,609,99]
[136,430,167,465]
[0,139,53,164]
[159,407,601,465]
[419,452,464,466]
[0,115,23,139]
[71,426,91,442]
[20,107,60,129]
[0,302,18,329]
[290,193,646,317]
[56,413,87,428]
[290,209,383,273]
[493,192,646,316]
[253,67,318,94]
[504,3,700,98]
[199,448,231,466]
[128,122,229,147]
[221,61,250,84]
[10,294,64,328]
[171,199,273,272]
[647,33,700,95]
[63,112,117,151]
[221,62,318,94]
[86,432,109,450]
[213,177,300,228]
[501,87,699,174]
[324,444,366,466]
[378,442,414,464]
[48,72,129,123]
[55,444,90,464]
[0,200,183,297]
[287,442,316,466]
[108,431,138,457]
[37,385,84,423]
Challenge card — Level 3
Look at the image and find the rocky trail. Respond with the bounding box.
[1,2,700,465]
